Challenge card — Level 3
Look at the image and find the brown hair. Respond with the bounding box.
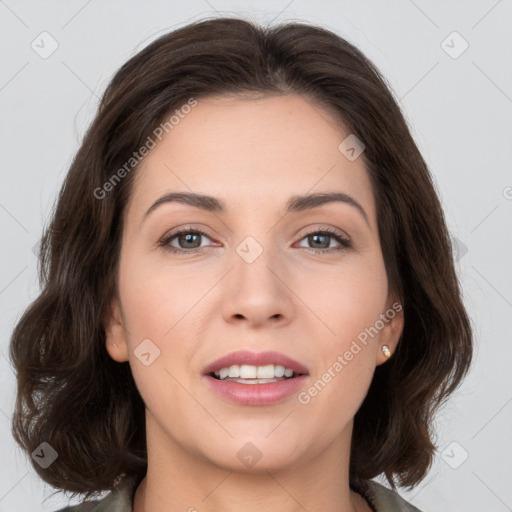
[9,16,473,500]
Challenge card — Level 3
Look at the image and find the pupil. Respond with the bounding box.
[181,233,200,248]
[310,234,328,249]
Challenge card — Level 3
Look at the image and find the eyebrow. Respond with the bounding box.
[142,191,370,226]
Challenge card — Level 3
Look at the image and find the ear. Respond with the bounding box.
[104,296,130,363]
[375,295,404,366]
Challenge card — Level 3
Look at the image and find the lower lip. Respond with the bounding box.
[203,374,309,406]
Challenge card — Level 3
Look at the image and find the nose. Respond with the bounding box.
[220,242,294,329]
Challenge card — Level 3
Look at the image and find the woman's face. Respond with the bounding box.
[105,93,403,473]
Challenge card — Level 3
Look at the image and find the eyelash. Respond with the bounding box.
[159,226,351,256]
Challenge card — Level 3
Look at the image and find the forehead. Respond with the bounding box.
[128,94,376,225]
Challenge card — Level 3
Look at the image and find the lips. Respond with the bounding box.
[202,350,309,376]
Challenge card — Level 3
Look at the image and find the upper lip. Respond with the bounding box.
[202,350,309,375]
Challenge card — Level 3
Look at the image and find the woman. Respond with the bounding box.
[9,17,473,512]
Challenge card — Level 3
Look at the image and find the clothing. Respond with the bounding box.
[54,476,423,512]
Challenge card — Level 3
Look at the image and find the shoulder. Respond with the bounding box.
[52,478,135,512]
[54,501,104,512]
[53,477,421,512]
[365,480,423,512]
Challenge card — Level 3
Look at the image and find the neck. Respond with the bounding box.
[133,412,370,512]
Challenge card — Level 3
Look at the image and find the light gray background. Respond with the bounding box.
[1,1,511,511]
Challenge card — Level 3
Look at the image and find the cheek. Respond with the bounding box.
[293,256,387,416]
[296,269,383,432]
[116,263,200,416]
[118,255,212,339]
[295,254,388,343]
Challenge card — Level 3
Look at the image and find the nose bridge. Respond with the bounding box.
[230,201,280,276]
[233,233,282,293]
[221,231,293,325]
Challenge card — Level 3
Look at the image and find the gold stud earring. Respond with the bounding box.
[381,345,391,358]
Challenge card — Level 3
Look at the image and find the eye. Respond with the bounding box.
[159,226,351,255]
[159,227,215,254]
[295,228,351,254]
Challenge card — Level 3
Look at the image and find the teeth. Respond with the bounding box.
[240,364,257,378]
[213,364,297,380]
[274,365,285,377]
[256,364,274,379]
[228,365,239,378]
[229,378,282,384]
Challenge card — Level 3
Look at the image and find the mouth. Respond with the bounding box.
[208,364,306,384]
[202,350,309,405]
[202,350,309,384]
[203,365,310,406]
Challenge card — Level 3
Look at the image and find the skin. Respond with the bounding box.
[105,93,404,512]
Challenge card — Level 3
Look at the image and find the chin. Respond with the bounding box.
[202,435,307,473]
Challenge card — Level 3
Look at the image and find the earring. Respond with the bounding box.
[381,345,391,358]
